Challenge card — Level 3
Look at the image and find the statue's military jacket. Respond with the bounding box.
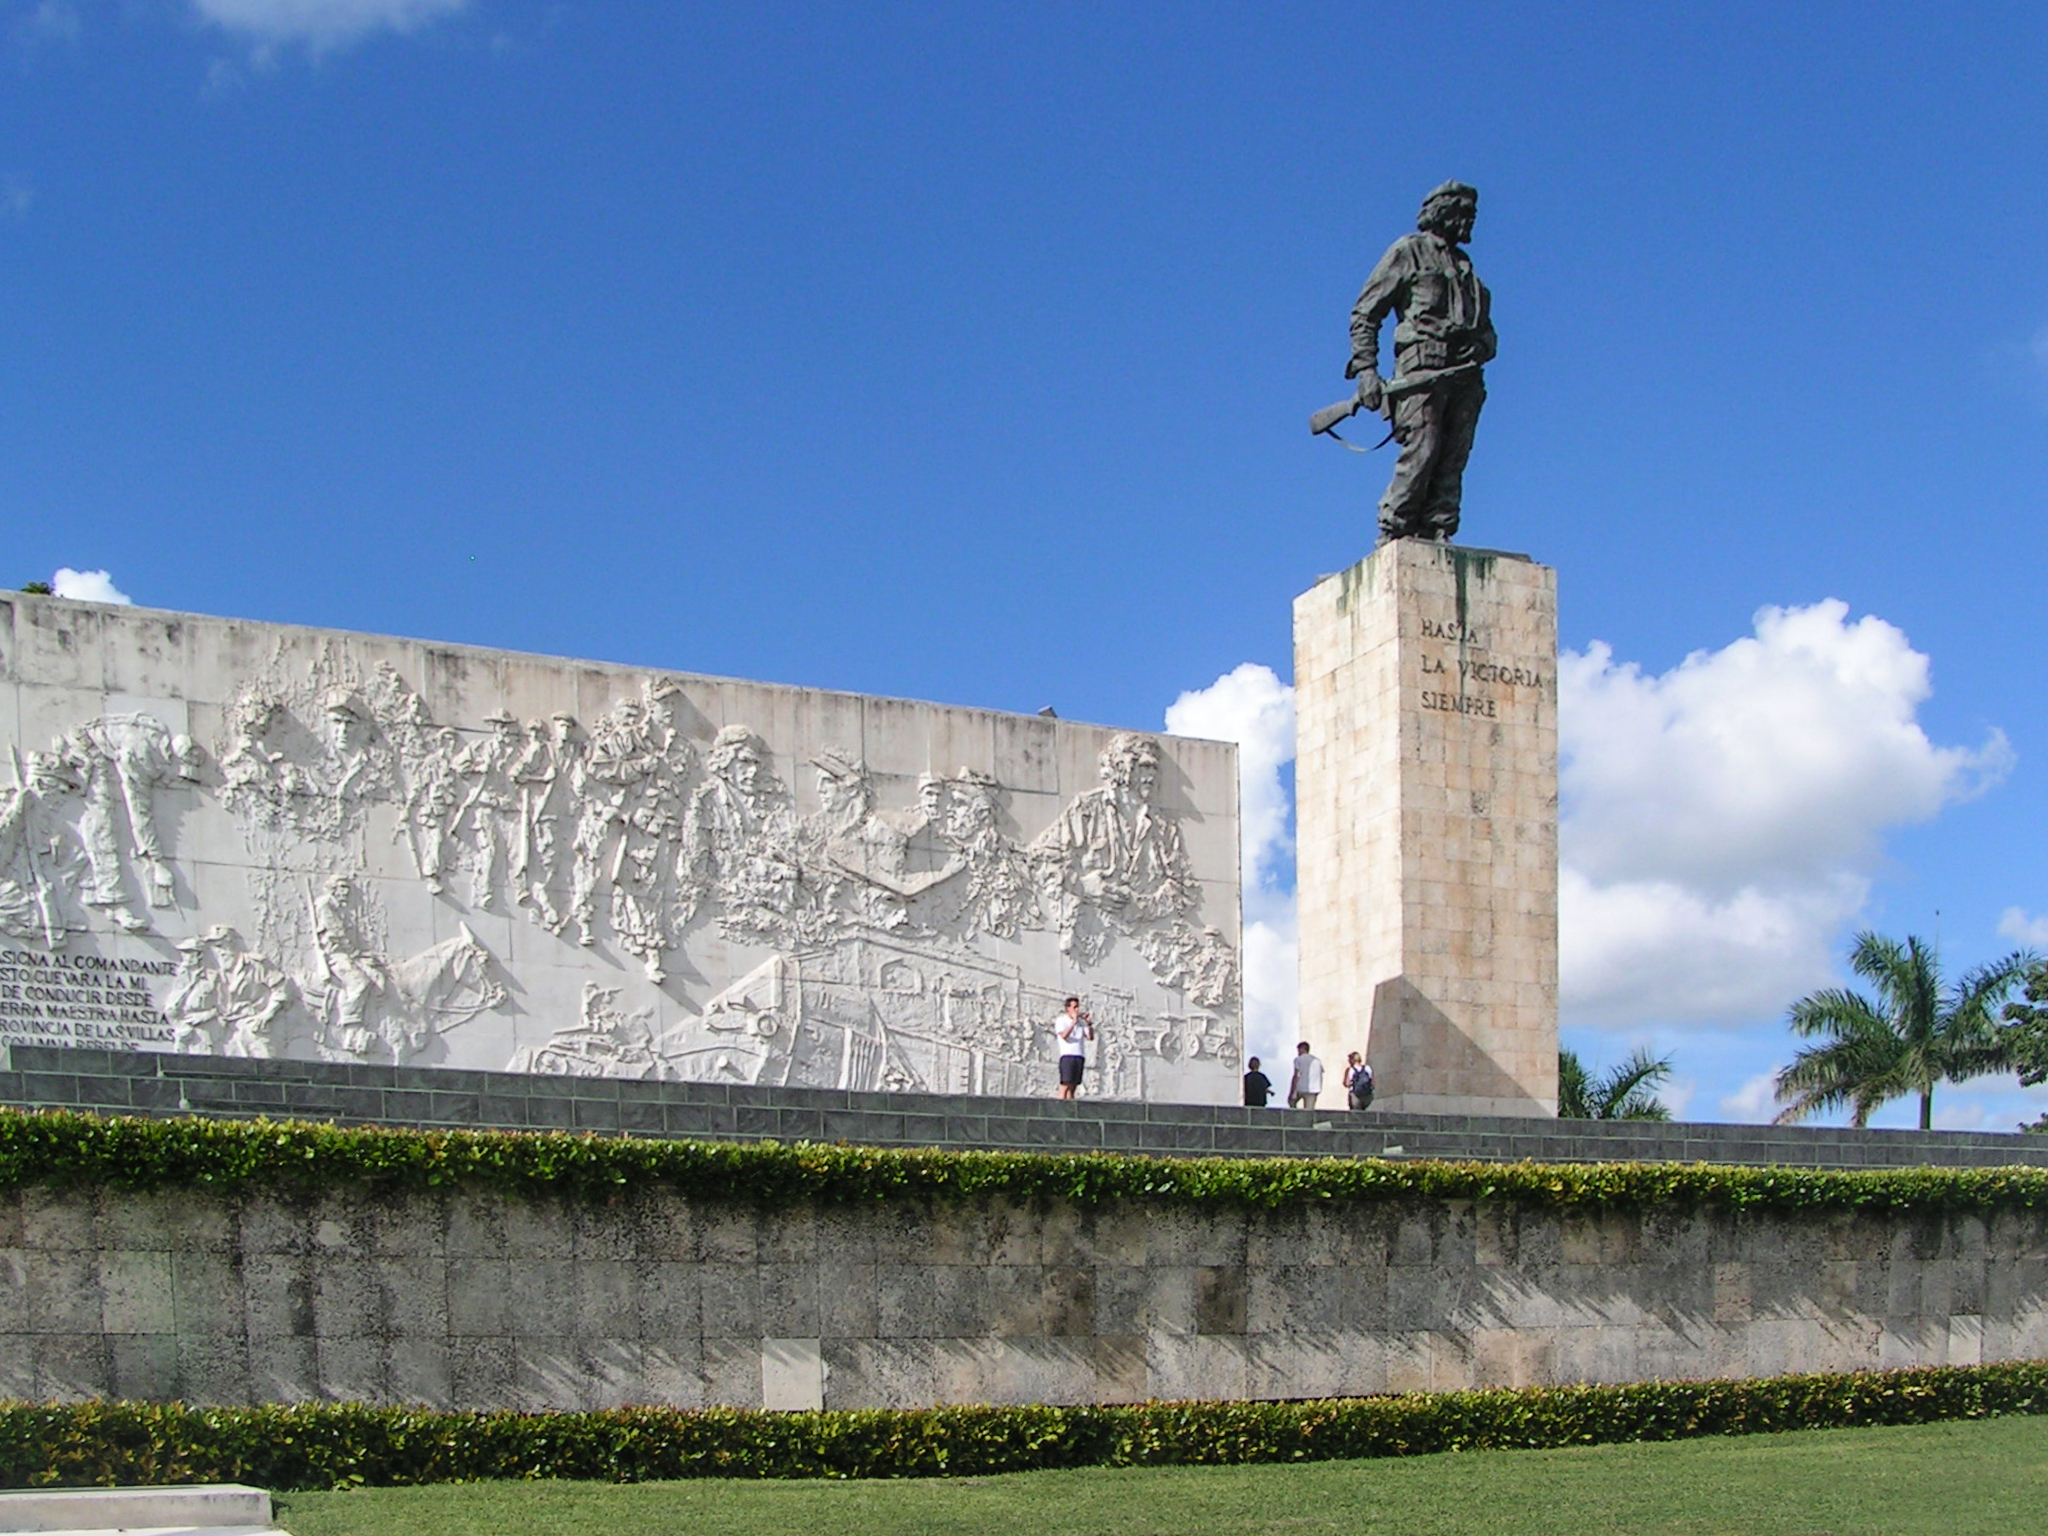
[1348,231,1496,379]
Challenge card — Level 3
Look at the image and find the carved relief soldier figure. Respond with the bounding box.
[453,710,527,910]
[401,727,464,893]
[164,936,223,1053]
[165,925,294,1058]
[311,873,399,1060]
[59,713,200,932]
[319,687,389,811]
[683,724,800,941]
[904,769,1032,940]
[891,775,970,891]
[1346,180,1495,543]
[0,752,83,944]
[512,711,582,932]
[218,695,294,809]
[943,769,1036,939]
[1034,733,1194,964]
[578,683,694,981]
[205,924,295,1058]
[308,873,502,1064]
[802,748,923,931]
[366,661,432,753]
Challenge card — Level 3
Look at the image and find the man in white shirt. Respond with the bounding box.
[1288,1041,1324,1110]
[1054,996,1093,1100]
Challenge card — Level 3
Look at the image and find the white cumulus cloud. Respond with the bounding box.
[1164,663,1294,894]
[190,0,467,51]
[1166,663,1297,1066]
[1999,908,2048,946]
[50,568,132,605]
[1560,600,2010,1028]
[1719,1072,1779,1123]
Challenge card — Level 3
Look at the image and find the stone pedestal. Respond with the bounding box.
[1294,541,1558,1116]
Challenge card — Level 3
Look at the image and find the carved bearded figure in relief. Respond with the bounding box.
[576,682,694,981]
[218,695,295,810]
[902,769,1034,940]
[1034,732,1194,964]
[802,749,930,932]
[683,725,801,943]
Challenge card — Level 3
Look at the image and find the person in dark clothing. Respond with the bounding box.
[1243,1056,1273,1108]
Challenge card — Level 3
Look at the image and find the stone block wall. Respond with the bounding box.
[3,1183,2043,1411]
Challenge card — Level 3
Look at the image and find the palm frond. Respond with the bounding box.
[1777,934,2034,1128]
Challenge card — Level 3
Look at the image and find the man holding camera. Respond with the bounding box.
[1054,996,1095,1100]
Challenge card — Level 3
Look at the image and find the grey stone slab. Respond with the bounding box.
[16,1072,81,1105]
[388,1336,455,1408]
[176,1333,252,1406]
[33,1333,112,1401]
[315,1336,387,1402]
[447,1334,516,1405]
[106,1331,180,1399]
[425,1091,484,1123]
[26,1251,101,1332]
[73,1075,138,1107]
[0,1333,34,1399]
[734,1105,779,1136]
[570,1099,623,1132]
[97,1250,176,1335]
[616,1099,667,1135]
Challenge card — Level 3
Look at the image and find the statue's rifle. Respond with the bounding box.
[1309,362,1482,450]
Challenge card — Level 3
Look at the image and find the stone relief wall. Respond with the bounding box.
[0,597,1241,1102]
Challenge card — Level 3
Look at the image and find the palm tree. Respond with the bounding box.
[1774,931,2031,1129]
[1557,1046,1674,1120]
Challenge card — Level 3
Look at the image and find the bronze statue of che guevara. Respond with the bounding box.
[1313,181,1496,544]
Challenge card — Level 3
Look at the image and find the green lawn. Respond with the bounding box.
[274,1414,2048,1536]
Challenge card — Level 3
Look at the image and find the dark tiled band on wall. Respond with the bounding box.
[2,1044,2045,1171]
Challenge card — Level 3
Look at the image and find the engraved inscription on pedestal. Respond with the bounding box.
[0,596,1243,1102]
[1294,541,1558,1116]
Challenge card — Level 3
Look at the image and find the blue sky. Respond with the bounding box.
[6,2,2047,1128]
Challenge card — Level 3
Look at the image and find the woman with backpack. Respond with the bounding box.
[1344,1051,1374,1111]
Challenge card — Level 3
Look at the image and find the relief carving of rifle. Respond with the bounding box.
[1309,361,1482,439]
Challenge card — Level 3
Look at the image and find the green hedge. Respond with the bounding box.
[2,1107,2047,1216]
[1,1363,2043,1490]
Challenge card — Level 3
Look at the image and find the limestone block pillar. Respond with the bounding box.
[1294,541,1558,1116]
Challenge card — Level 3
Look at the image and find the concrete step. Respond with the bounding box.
[0,1484,273,1533]
[25,1527,285,1536]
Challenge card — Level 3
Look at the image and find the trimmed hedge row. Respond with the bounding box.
[3,1108,2048,1216]
[1,1363,2043,1489]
